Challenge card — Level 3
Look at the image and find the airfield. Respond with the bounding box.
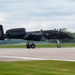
[0,48,75,62]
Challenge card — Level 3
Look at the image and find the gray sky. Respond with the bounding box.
[0,0,75,32]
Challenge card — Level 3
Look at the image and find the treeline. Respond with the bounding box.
[0,39,25,44]
[0,33,75,44]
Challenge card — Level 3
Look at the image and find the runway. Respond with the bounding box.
[0,48,75,62]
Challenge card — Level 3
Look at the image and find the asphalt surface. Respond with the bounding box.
[0,48,75,62]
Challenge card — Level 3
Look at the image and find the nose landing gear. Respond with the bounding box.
[56,39,61,48]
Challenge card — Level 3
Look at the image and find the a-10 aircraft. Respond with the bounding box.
[0,25,74,49]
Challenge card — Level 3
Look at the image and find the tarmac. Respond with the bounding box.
[0,48,75,62]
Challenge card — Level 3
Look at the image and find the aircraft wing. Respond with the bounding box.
[24,31,46,41]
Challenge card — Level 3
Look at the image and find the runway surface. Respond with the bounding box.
[0,48,75,62]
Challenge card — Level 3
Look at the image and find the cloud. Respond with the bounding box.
[0,12,7,22]
[3,20,75,33]
[66,0,75,2]
[0,0,75,32]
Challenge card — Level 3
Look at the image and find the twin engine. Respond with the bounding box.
[5,28,26,39]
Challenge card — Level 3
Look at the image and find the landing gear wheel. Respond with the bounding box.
[26,44,30,49]
[30,44,35,49]
[56,39,61,48]
[57,45,61,48]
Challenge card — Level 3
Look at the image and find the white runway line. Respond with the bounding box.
[0,56,49,60]
[0,56,75,62]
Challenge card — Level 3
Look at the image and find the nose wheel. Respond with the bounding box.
[57,44,61,48]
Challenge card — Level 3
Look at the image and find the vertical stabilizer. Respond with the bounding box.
[0,25,4,40]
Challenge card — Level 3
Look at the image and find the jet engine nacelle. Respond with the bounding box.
[5,28,26,39]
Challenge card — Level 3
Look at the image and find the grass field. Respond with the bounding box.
[0,60,75,75]
[0,44,75,75]
[0,43,75,48]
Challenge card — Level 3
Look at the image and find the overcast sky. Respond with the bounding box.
[0,0,75,32]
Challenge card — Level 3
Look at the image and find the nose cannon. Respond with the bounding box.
[66,33,74,39]
[63,32,74,39]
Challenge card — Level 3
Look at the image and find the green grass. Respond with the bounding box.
[0,44,25,48]
[0,43,75,48]
[36,43,75,48]
[0,60,75,75]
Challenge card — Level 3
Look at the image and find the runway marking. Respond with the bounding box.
[0,56,75,62]
[0,56,48,60]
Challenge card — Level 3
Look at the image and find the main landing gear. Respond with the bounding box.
[26,40,61,49]
[56,39,61,48]
[26,42,36,49]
